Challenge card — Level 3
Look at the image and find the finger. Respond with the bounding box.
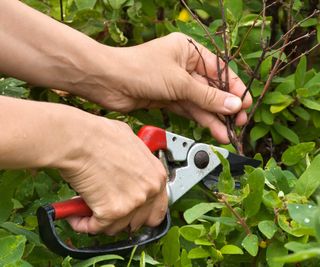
[235,110,248,126]
[182,73,242,115]
[101,214,134,236]
[186,40,252,108]
[130,188,168,232]
[179,101,230,143]
[228,71,252,108]
[66,216,107,235]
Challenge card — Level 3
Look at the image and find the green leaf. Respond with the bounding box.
[75,0,97,9]
[0,222,40,245]
[270,98,293,113]
[179,225,205,242]
[293,154,320,197]
[285,241,316,252]
[224,0,243,21]
[180,249,192,267]
[243,168,265,217]
[105,0,127,9]
[297,85,320,97]
[0,235,26,265]
[258,220,278,239]
[61,256,72,267]
[0,78,27,98]
[139,251,145,267]
[287,203,317,227]
[291,106,311,121]
[276,78,295,94]
[73,255,123,267]
[250,124,269,142]
[317,24,320,43]
[220,245,243,255]
[314,208,320,242]
[162,226,180,265]
[300,18,318,27]
[183,203,223,224]
[261,106,274,125]
[312,110,320,128]
[241,234,259,256]
[213,150,234,194]
[133,253,161,266]
[109,22,128,45]
[273,124,299,144]
[274,248,320,263]
[300,98,320,111]
[0,171,24,224]
[187,247,210,259]
[282,142,315,166]
[277,214,304,237]
[263,92,292,105]
[295,56,307,88]
[266,240,287,267]
[263,191,282,209]
[260,56,273,79]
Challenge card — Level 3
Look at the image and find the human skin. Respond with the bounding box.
[0,0,252,234]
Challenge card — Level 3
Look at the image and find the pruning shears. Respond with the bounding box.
[37,125,260,259]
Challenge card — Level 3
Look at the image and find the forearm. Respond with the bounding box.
[0,96,83,170]
[0,0,116,97]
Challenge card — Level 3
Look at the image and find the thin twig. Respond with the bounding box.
[240,39,288,139]
[230,1,278,60]
[216,193,251,235]
[187,38,220,88]
[270,9,320,50]
[218,0,239,151]
[266,30,316,59]
[241,49,267,101]
[275,43,320,75]
[180,0,222,56]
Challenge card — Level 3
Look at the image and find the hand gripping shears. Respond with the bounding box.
[37,125,260,259]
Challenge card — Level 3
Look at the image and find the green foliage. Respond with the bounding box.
[0,0,319,266]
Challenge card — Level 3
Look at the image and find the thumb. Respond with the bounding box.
[186,78,242,114]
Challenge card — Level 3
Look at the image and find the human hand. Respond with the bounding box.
[85,33,251,143]
[59,113,167,235]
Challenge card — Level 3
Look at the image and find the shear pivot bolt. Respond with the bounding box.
[194,151,209,169]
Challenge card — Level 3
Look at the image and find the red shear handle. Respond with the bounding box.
[52,197,92,220]
[137,125,167,153]
[51,126,167,220]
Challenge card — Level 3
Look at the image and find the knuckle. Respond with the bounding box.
[146,212,166,227]
[203,86,218,106]
[104,228,118,236]
[168,32,187,41]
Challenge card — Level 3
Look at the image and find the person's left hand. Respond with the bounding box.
[81,33,252,143]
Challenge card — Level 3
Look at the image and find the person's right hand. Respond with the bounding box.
[0,96,167,236]
[58,111,168,235]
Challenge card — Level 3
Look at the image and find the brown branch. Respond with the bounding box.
[240,39,288,139]
[266,30,316,60]
[180,0,222,56]
[270,9,320,50]
[241,49,267,102]
[218,0,242,153]
[230,1,278,60]
[216,193,251,235]
[275,43,320,75]
[187,38,221,88]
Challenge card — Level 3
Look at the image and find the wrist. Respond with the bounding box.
[0,97,92,171]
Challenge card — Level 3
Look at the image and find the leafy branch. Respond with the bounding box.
[181,0,319,155]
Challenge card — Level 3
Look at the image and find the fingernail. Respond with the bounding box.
[224,96,242,112]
